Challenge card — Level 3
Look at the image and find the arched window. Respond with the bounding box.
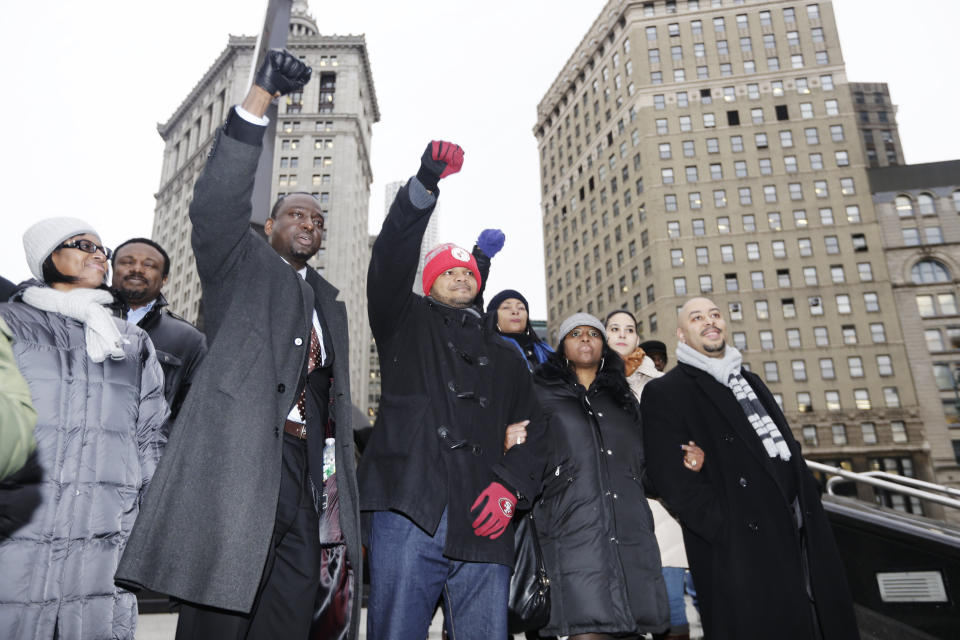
[918,193,936,215]
[912,259,951,284]
[895,195,914,217]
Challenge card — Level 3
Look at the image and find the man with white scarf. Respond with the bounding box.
[640,297,859,640]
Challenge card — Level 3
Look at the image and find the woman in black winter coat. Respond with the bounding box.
[528,312,668,639]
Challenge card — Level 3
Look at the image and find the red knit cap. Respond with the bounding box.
[421,243,482,296]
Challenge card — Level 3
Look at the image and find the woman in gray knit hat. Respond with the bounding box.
[0,217,168,640]
[507,312,668,638]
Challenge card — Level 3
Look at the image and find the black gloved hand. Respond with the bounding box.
[416,141,464,192]
[254,49,313,96]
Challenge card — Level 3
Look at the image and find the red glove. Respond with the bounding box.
[470,481,515,539]
[416,140,465,191]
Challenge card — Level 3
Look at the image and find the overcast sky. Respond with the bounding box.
[1,1,957,319]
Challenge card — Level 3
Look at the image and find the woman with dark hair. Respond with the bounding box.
[604,309,663,399]
[0,217,168,640]
[516,312,668,639]
[485,289,553,370]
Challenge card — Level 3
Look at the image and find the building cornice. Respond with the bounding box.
[288,33,381,123]
[534,0,629,136]
[158,36,255,139]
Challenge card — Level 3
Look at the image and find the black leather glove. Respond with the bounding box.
[254,49,312,96]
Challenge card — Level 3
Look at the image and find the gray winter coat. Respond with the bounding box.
[0,298,168,640]
[116,124,361,635]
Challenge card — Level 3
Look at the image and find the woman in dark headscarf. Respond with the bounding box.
[485,289,553,370]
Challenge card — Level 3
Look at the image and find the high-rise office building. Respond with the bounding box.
[850,82,905,168]
[534,0,934,510]
[151,1,379,414]
[870,160,960,515]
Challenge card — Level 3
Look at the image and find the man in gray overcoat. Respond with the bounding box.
[116,50,361,639]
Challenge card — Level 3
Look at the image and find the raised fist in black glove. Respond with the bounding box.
[254,49,312,97]
[416,141,464,192]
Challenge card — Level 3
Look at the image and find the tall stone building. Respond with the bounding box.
[150,1,379,416]
[850,82,905,168]
[870,160,960,513]
[534,0,934,513]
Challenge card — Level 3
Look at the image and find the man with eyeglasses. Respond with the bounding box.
[361,142,547,638]
[111,238,205,433]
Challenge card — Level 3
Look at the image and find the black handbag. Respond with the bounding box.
[508,510,551,633]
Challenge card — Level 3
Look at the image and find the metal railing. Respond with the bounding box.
[805,459,960,511]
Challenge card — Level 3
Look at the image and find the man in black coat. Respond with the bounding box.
[641,297,859,640]
[117,50,361,639]
[361,142,547,639]
[111,237,206,433]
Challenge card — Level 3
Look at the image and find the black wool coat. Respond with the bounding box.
[532,355,668,637]
[116,126,362,636]
[641,363,859,640]
[360,179,547,567]
[127,294,206,433]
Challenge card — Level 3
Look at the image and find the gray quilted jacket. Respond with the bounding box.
[0,298,168,640]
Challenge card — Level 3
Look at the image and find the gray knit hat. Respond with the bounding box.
[556,312,606,345]
[22,217,99,281]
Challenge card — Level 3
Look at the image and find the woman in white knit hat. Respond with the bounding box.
[0,217,168,640]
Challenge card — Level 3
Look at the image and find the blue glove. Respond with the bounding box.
[476,229,505,258]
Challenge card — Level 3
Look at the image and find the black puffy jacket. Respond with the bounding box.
[532,353,668,637]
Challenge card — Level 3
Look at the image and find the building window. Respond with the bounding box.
[883,387,900,408]
[832,424,848,445]
[863,292,879,311]
[764,361,780,382]
[756,300,769,319]
[727,302,743,321]
[820,358,835,379]
[787,328,802,348]
[825,390,840,411]
[891,421,908,443]
[792,360,807,381]
[803,425,818,446]
[814,326,829,347]
[674,277,687,295]
[870,323,887,343]
[912,260,951,284]
[925,227,944,244]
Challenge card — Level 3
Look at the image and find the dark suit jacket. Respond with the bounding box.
[117,124,361,637]
[641,363,859,640]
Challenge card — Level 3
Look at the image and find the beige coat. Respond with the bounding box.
[629,358,689,568]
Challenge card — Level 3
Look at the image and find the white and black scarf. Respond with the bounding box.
[676,342,791,461]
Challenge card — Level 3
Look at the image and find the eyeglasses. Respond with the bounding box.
[58,239,112,259]
[569,328,602,339]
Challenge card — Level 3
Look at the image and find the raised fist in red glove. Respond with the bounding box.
[416,140,465,192]
[470,481,515,539]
